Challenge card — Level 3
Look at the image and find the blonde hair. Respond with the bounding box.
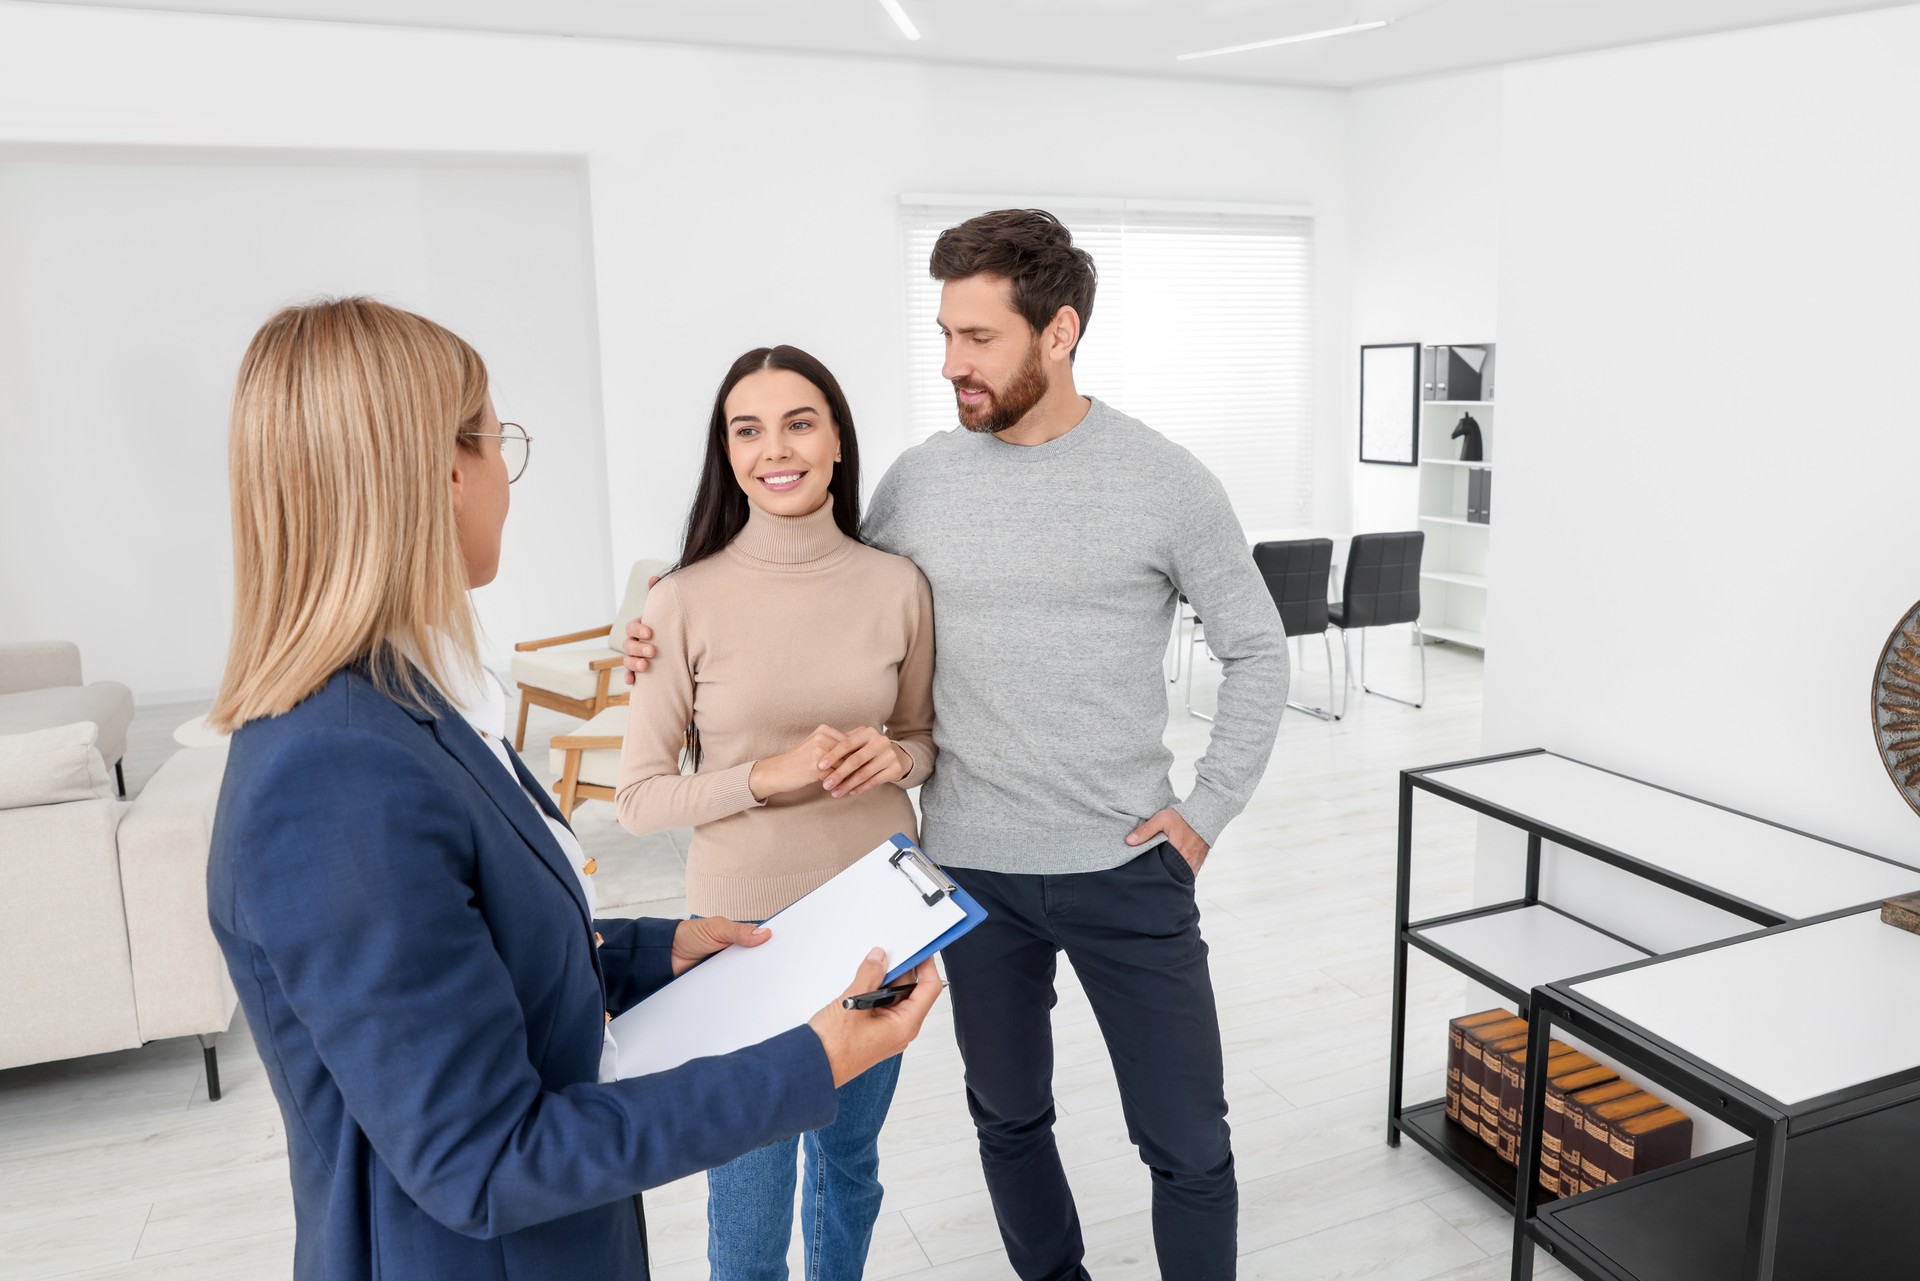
[210,297,490,730]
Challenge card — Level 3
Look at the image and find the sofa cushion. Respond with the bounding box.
[0,680,136,766]
[0,722,116,810]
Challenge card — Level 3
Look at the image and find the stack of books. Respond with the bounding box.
[1447,1009,1693,1196]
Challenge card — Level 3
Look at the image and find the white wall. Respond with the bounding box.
[0,148,604,701]
[1482,5,1920,937]
[0,2,1351,700]
[1346,71,1502,536]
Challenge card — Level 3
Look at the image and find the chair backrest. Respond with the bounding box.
[1339,531,1424,628]
[1252,538,1333,637]
[608,558,674,650]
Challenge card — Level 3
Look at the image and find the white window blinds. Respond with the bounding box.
[901,199,1315,527]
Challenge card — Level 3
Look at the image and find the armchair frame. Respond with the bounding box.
[510,626,627,750]
[550,725,625,817]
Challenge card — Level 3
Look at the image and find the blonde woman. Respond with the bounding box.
[205,299,940,1280]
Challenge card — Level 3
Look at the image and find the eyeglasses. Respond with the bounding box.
[464,421,532,483]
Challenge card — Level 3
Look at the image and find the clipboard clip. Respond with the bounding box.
[889,844,954,907]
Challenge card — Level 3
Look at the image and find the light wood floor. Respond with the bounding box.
[0,632,1571,1279]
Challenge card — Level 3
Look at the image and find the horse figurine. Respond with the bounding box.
[1451,412,1483,462]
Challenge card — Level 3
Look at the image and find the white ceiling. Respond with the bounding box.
[25,0,1919,87]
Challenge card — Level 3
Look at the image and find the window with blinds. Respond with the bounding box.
[901,199,1315,528]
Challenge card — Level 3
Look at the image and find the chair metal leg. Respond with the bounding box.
[114,760,126,797]
[1285,631,1340,721]
[199,1033,222,1102]
[1184,617,1215,722]
[1358,623,1427,709]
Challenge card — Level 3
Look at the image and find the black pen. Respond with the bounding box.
[842,981,917,1010]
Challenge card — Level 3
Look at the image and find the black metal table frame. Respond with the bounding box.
[1508,903,1920,1281]
[1384,748,1909,1218]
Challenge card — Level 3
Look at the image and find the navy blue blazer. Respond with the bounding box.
[207,667,837,1280]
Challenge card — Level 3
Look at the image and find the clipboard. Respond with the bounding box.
[608,834,986,1079]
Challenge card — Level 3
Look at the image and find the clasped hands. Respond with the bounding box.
[749,724,911,803]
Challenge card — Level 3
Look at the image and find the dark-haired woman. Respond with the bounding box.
[616,346,934,1280]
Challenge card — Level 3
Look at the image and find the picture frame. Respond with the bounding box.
[1359,342,1421,466]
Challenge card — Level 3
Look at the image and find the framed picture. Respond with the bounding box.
[1359,342,1421,466]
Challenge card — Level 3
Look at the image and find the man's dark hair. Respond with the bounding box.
[929,209,1097,359]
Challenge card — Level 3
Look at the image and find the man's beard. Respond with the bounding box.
[954,339,1048,435]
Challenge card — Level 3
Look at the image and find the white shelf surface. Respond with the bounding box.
[1422,571,1487,589]
[1419,458,1494,469]
[1415,904,1648,994]
[1418,515,1491,529]
[1424,400,1494,407]
[1422,625,1485,649]
[1574,910,1920,1106]
[1428,753,1920,920]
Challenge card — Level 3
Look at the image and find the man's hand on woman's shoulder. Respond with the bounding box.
[621,580,661,682]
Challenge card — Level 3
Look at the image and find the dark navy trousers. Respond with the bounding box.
[945,844,1236,1281]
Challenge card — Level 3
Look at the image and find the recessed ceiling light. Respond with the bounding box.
[878,0,921,42]
[1177,19,1391,61]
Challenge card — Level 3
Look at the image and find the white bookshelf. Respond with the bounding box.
[1417,394,1493,651]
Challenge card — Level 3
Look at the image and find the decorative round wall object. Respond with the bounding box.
[1874,600,1920,817]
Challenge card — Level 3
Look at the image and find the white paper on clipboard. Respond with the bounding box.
[609,836,968,1079]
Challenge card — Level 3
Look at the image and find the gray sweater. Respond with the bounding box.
[864,396,1288,874]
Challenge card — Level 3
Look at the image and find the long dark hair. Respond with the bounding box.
[674,345,864,573]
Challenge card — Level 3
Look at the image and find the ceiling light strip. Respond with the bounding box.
[1177,20,1390,61]
[878,0,921,42]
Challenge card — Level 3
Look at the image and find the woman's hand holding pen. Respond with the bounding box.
[808,950,943,1087]
[818,726,911,798]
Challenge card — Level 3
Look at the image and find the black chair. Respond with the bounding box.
[1328,531,1427,708]
[1254,538,1339,721]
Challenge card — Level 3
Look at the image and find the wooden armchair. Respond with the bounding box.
[508,558,670,750]
[548,706,627,817]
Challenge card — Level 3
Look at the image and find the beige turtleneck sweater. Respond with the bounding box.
[615,501,936,920]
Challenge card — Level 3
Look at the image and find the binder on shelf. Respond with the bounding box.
[1466,468,1491,525]
[1429,344,1494,401]
[608,835,986,1079]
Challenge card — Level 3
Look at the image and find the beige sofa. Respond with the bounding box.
[0,641,135,795]
[0,721,238,1097]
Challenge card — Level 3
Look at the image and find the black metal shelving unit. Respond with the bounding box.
[1386,748,1920,1281]
[1510,907,1920,1281]
[1385,748,1787,1209]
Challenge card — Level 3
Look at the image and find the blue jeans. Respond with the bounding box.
[705,1051,902,1280]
